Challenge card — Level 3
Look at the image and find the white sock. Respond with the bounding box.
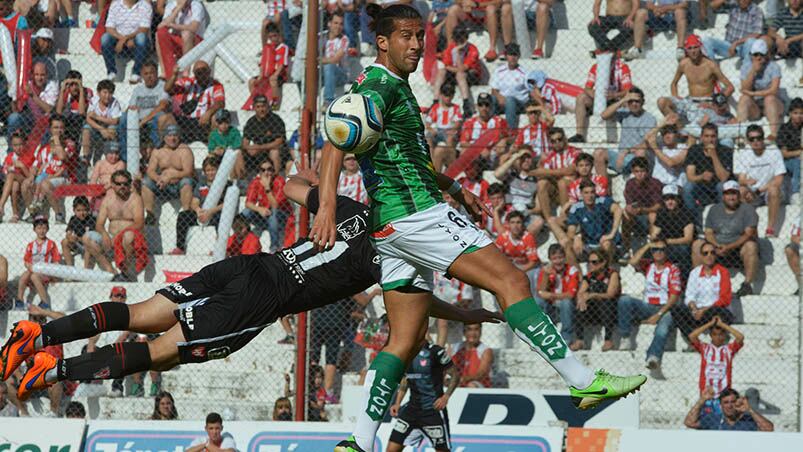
[351,370,380,451]
[551,354,595,389]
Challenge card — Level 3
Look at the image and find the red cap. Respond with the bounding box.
[684,34,703,49]
[110,286,127,297]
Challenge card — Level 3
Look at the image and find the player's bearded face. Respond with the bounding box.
[384,19,424,74]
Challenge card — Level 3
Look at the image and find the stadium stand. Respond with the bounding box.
[0,0,801,434]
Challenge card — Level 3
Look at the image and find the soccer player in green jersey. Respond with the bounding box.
[312,5,648,452]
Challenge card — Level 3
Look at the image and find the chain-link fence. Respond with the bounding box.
[0,0,801,434]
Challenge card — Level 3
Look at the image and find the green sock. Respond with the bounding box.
[505,298,593,388]
[352,351,406,450]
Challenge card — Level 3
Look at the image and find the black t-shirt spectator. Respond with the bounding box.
[654,207,694,239]
[67,215,97,237]
[243,113,287,145]
[685,144,733,180]
[776,121,802,155]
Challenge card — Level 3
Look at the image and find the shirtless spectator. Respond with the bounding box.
[734,125,785,237]
[7,61,57,141]
[658,35,734,126]
[569,55,632,143]
[627,0,688,61]
[166,60,224,145]
[683,123,733,223]
[531,127,579,220]
[450,324,493,388]
[778,98,803,194]
[85,169,148,281]
[737,40,783,138]
[702,0,763,62]
[156,0,209,80]
[236,95,286,179]
[90,142,126,194]
[594,88,656,176]
[444,0,514,62]
[588,0,638,53]
[769,0,803,85]
[142,124,195,224]
[459,93,509,159]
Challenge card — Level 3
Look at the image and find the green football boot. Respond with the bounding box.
[334,436,367,452]
[570,369,647,410]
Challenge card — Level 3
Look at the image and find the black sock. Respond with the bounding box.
[42,302,130,346]
[58,342,152,381]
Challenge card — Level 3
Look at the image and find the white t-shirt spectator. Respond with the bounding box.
[490,64,529,102]
[128,80,169,118]
[27,80,59,114]
[106,0,153,36]
[189,434,237,450]
[88,96,123,122]
[685,264,732,309]
[733,146,786,190]
[652,144,688,186]
[164,0,209,38]
[324,34,349,68]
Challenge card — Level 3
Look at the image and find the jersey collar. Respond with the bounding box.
[369,63,406,82]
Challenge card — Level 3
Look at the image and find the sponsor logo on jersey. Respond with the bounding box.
[93,367,111,379]
[281,248,296,263]
[423,426,445,440]
[337,214,367,241]
[393,418,410,433]
[207,346,230,360]
[191,346,206,358]
[372,255,381,265]
[356,73,366,85]
[182,307,195,331]
[169,283,193,298]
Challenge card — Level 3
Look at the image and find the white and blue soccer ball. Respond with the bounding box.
[324,93,383,155]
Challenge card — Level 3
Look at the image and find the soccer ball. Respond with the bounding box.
[324,93,383,155]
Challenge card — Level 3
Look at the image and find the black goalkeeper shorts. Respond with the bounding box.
[157,254,283,364]
[389,406,451,449]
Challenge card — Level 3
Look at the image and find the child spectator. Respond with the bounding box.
[226,214,262,258]
[17,215,60,308]
[434,23,485,117]
[426,84,463,173]
[252,22,291,108]
[81,80,122,166]
[207,110,242,157]
[61,196,99,268]
[0,133,30,223]
[307,365,328,422]
[689,316,744,398]
[151,391,179,420]
[272,396,292,421]
[243,160,292,251]
[90,142,126,194]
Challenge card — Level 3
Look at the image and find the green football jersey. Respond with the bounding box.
[349,64,442,231]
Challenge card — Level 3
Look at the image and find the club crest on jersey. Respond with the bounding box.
[282,248,297,263]
[191,346,206,359]
[337,215,367,241]
[356,73,366,85]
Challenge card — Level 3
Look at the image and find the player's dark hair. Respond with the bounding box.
[790,97,803,112]
[746,124,764,138]
[202,155,221,170]
[579,178,596,191]
[151,391,179,420]
[576,153,594,165]
[719,388,739,400]
[111,169,132,184]
[97,79,115,94]
[366,3,422,38]
[488,182,505,196]
[548,243,565,257]
[631,156,649,171]
[73,196,90,209]
[507,210,525,222]
[206,412,223,425]
[702,122,719,135]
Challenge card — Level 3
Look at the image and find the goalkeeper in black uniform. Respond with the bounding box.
[387,341,460,452]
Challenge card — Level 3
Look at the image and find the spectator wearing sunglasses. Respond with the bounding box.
[243,161,292,252]
[593,87,656,177]
[573,249,620,352]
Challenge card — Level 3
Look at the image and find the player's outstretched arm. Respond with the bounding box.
[309,143,344,250]
[429,297,504,324]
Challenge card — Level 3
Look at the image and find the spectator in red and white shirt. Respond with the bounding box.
[485,182,514,236]
[688,315,744,397]
[321,12,349,105]
[673,240,734,340]
[459,158,489,203]
[459,93,509,160]
[531,127,580,221]
[243,160,292,252]
[526,70,565,116]
[165,60,225,144]
[570,56,633,143]
[426,84,463,173]
[156,0,209,80]
[8,61,58,141]
[785,219,800,294]
[444,0,514,62]
[495,211,540,272]
[449,323,493,388]
[534,243,580,343]
[567,153,609,205]
[338,154,368,205]
[251,22,291,108]
[226,214,263,258]
[619,239,681,373]
[0,133,30,223]
[31,115,75,223]
[17,215,61,308]
[55,70,92,143]
[433,23,486,117]
[514,102,554,160]
[262,0,286,46]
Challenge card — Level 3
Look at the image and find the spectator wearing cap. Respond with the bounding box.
[173,155,226,255]
[646,123,688,187]
[527,0,555,59]
[588,0,638,53]
[237,94,286,180]
[186,412,237,452]
[142,123,195,226]
[685,387,774,431]
[489,43,530,129]
[90,142,127,195]
[683,123,733,224]
[320,11,349,106]
[734,125,786,237]
[593,87,656,176]
[702,0,763,62]
[165,60,225,145]
[657,34,734,127]
[570,55,633,143]
[426,84,463,173]
[768,0,803,86]
[737,40,784,138]
[626,0,689,61]
[695,180,758,297]
[777,97,803,194]
[120,61,173,157]
[459,93,509,159]
[433,23,486,117]
[17,215,60,309]
[444,0,514,62]
[81,79,123,166]
[622,156,663,252]
[7,61,58,142]
[101,0,153,83]
[650,184,695,277]
[31,27,56,82]
[156,0,209,80]
[55,70,92,143]
[208,109,242,157]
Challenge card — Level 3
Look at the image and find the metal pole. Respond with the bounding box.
[294,0,319,422]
